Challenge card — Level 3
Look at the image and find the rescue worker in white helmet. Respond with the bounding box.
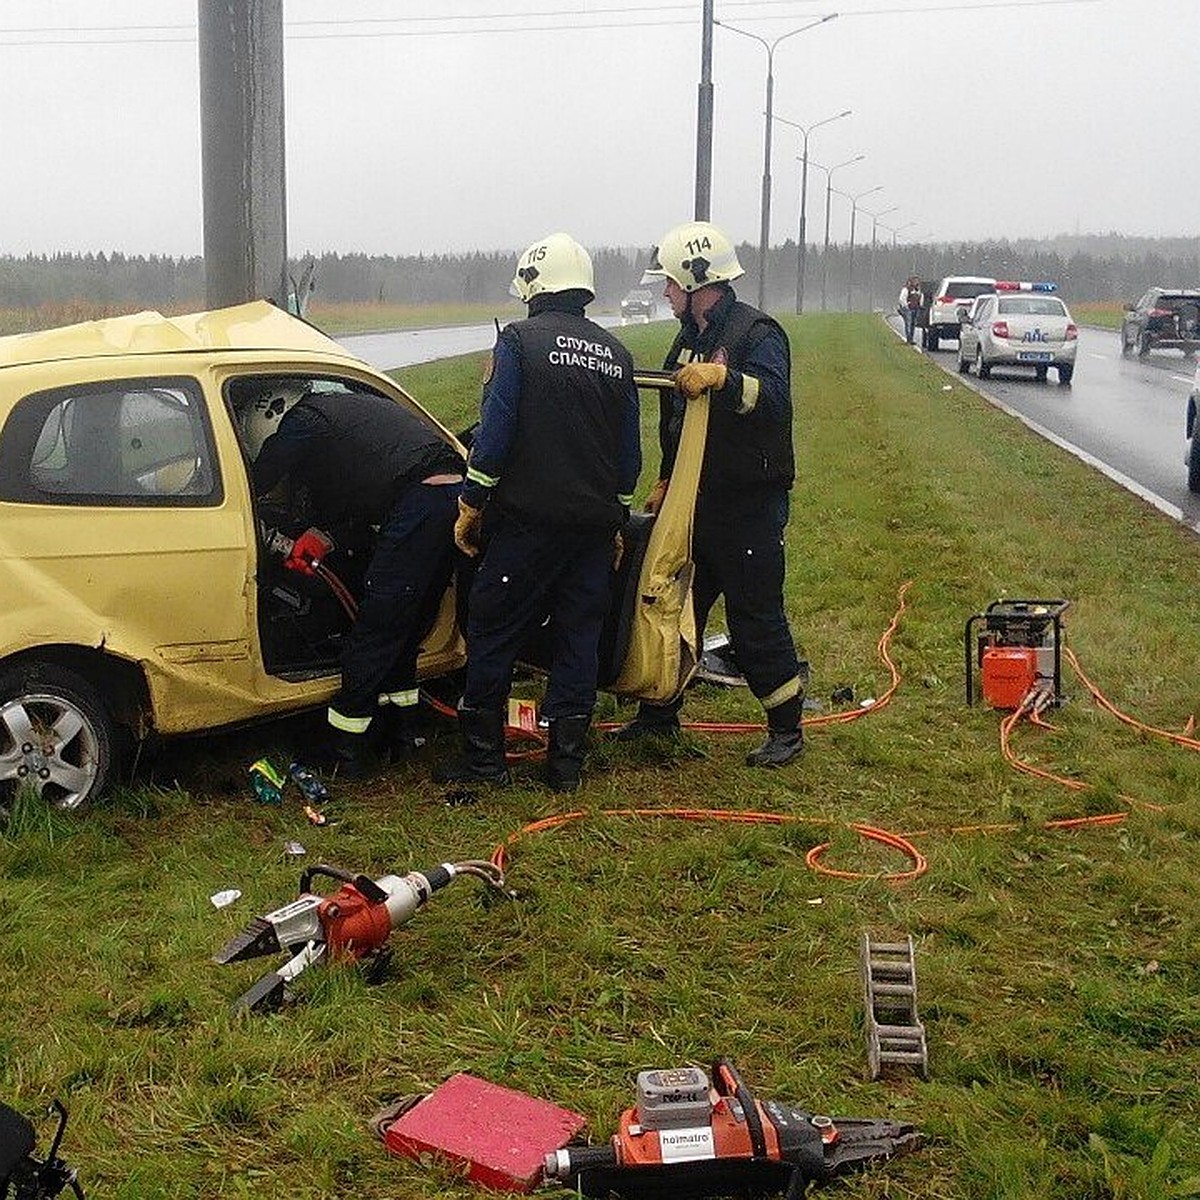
[434,233,641,793]
[242,376,465,777]
[612,220,805,767]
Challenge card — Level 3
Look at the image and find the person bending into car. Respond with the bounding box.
[612,220,805,768]
[434,233,641,793]
[242,379,464,777]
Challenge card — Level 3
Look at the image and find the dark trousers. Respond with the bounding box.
[463,517,614,720]
[655,489,800,718]
[332,482,459,720]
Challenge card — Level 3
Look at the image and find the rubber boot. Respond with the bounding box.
[745,695,804,768]
[545,715,591,793]
[609,702,681,742]
[310,727,374,779]
[433,708,510,785]
[373,705,425,763]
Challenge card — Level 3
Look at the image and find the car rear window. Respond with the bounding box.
[998,297,1067,316]
[943,282,994,300]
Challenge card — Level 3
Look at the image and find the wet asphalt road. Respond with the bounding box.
[896,319,1200,531]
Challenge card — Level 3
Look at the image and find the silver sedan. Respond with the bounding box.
[957,285,1078,385]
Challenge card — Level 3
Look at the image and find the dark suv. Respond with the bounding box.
[620,288,656,321]
[1121,288,1200,357]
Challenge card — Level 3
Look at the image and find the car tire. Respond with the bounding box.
[1058,363,1074,385]
[957,351,970,374]
[1137,331,1151,357]
[1188,436,1200,495]
[0,663,119,811]
[1120,326,1132,356]
[927,331,939,352]
[976,347,991,379]
[1035,365,1048,382]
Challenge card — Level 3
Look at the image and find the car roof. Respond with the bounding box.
[0,300,354,370]
[1150,288,1200,299]
[939,275,995,285]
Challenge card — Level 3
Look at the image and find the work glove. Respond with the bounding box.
[284,527,333,576]
[612,530,625,572]
[643,478,669,515]
[674,360,727,399]
[454,497,484,557]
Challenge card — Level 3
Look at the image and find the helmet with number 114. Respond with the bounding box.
[641,221,744,293]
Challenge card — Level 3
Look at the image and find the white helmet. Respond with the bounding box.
[509,233,595,303]
[241,381,308,460]
[641,221,744,293]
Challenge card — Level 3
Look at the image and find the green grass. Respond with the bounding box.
[5,315,1200,1198]
[1072,302,1123,330]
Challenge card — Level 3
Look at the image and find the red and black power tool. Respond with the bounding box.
[213,860,511,1013]
[543,1059,922,1199]
[965,598,1070,710]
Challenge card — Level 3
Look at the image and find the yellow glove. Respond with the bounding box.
[612,530,625,572]
[454,496,483,557]
[674,360,727,399]
[643,478,669,515]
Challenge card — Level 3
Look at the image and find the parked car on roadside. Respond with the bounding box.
[956,282,1077,385]
[0,302,691,811]
[924,275,997,351]
[1121,288,1200,358]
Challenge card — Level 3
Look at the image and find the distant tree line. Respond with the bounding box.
[1,235,1197,315]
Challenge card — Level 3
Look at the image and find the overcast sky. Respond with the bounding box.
[1,0,1195,259]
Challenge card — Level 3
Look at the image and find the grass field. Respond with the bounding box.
[1071,302,1123,330]
[4,315,1200,1199]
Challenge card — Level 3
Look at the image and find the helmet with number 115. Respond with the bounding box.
[509,233,595,303]
[241,380,309,460]
[641,221,744,293]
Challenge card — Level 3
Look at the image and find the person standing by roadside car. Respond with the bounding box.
[242,379,464,777]
[898,276,924,345]
[613,220,805,768]
[435,233,641,793]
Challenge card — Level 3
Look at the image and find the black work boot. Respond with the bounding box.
[745,695,805,768]
[433,708,511,785]
[609,703,681,742]
[310,728,374,779]
[545,715,591,793]
[373,705,426,763]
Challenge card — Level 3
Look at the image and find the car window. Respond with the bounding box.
[998,297,1067,316]
[0,377,220,506]
[944,281,995,301]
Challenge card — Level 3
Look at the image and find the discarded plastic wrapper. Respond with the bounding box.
[283,840,307,857]
[211,889,242,909]
[303,805,329,826]
[249,758,286,805]
[288,760,331,805]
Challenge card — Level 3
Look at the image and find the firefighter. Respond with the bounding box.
[243,379,464,776]
[435,233,641,793]
[613,220,805,767]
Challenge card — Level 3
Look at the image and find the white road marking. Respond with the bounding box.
[1171,374,1193,384]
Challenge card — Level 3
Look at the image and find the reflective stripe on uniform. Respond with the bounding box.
[378,689,419,708]
[735,374,760,415]
[328,708,372,734]
[466,465,499,489]
[618,492,633,507]
[760,675,801,710]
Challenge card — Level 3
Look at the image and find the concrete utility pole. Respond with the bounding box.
[198,0,289,311]
[694,0,714,221]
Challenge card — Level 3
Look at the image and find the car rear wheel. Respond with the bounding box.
[1188,436,1200,494]
[975,347,991,379]
[0,664,119,811]
[957,350,970,374]
[1137,331,1151,357]
[1058,363,1074,385]
[1120,327,1132,356]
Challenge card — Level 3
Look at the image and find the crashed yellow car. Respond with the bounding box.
[0,302,700,810]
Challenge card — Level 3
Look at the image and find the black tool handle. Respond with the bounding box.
[713,1058,768,1160]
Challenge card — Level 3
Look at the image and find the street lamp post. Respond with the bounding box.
[715,14,838,311]
[775,109,850,314]
[863,203,897,312]
[841,185,882,311]
[812,154,864,311]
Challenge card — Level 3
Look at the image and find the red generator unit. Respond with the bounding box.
[964,599,1070,710]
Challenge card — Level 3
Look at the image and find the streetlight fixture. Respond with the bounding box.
[811,153,864,311]
[862,203,898,312]
[840,184,883,311]
[776,108,850,313]
[715,13,838,310]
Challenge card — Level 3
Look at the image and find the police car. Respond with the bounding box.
[956,282,1077,385]
[923,275,996,350]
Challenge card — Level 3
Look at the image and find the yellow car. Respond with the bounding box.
[0,303,701,810]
